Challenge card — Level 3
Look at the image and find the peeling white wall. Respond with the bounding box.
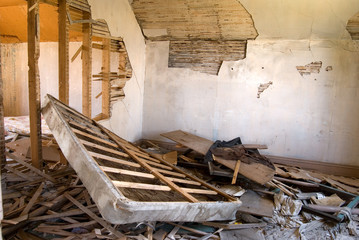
[1,42,102,116]
[142,1,359,166]
[88,0,146,141]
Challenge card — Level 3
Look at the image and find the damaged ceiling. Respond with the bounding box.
[131,0,258,75]
[131,0,258,41]
[0,0,91,43]
[131,0,359,75]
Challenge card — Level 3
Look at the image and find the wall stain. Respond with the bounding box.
[296,61,322,76]
[257,81,273,98]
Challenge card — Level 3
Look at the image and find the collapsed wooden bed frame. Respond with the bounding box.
[42,94,241,224]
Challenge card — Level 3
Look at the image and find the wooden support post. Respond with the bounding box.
[82,12,92,117]
[102,38,110,118]
[0,37,4,232]
[58,0,69,104]
[0,37,5,172]
[28,0,42,169]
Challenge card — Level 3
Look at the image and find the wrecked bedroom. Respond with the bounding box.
[0,0,358,239]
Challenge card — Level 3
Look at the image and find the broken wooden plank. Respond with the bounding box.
[20,182,44,216]
[231,160,241,184]
[5,152,56,183]
[167,222,219,239]
[112,181,217,195]
[161,130,274,185]
[100,166,200,186]
[64,192,126,239]
[203,221,267,230]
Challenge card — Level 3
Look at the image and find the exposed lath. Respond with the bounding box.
[169,40,246,75]
[91,20,133,119]
[131,0,257,75]
[347,11,359,40]
[131,0,257,41]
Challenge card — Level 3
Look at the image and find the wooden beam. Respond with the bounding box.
[58,0,69,104]
[27,0,42,168]
[0,37,4,226]
[82,12,92,117]
[268,155,359,178]
[0,37,5,173]
[112,181,217,195]
[102,38,110,118]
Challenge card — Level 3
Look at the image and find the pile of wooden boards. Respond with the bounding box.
[160,130,275,185]
[4,137,253,239]
[139,137,359,224]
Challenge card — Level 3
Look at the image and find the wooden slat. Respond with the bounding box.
[82,11,92,117]
[102,37,111,118]
[167,222,219,239]
[37,220,97,230]
[89,151,140,168]
[4,165,35,181]
[69,120,110,140]
[142,159,173,170]
[58,0,69,104]
[71,45,82,62]
[112,181,217,195]
[80,138,129,158]
[113,181,171,191]
[20,182,44,216]
[231,160,241,184]
[150,167,186,178]
[56,103,93,125]
[100,165,201,186]
[28,0,42,168]
[72,128,117,148]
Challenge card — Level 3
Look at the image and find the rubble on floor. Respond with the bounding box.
[1,96,359,239]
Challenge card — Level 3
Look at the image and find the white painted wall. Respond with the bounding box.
[142,0,359,167]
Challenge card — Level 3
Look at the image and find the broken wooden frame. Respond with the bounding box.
[91,20,133,121]
[42,94,241,224]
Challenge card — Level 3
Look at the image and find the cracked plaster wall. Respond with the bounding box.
[142,1,359,166]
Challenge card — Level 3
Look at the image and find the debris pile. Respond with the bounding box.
[1,95,359,239]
